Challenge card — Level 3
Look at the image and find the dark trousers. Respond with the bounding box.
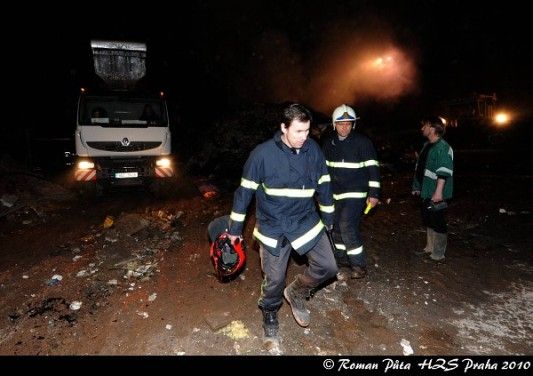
[258,232,338,310]
[421,199,447,234]
[332,198,367,267]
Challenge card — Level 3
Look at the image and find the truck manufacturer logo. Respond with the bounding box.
[121,138,131,147]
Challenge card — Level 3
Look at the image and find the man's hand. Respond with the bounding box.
[227,234,243,244]
[431,192,443,202]
[367,197,379,208]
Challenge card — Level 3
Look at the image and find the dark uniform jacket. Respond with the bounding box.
[229,131,334,256]
[322,132,380,200]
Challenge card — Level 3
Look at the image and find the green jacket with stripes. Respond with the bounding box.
[412,138,454,200]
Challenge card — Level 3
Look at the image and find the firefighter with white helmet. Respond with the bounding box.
[322,104,380,279]
[332,104,358,128]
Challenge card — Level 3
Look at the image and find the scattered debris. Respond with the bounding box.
[199,184,219,199]
[47,274,63,286]
[115,213,150,236]
[205,311,232,331]
[218,320,250,340]
[1,194,18,207]
[69,301,83,311]
[137,311,149,319]
[400,339,414,355]
[103,216,114,229]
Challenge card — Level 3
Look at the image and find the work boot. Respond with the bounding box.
[283,276,311,327]
[415,228,434,256]
[261,308,279,338]
[431,232,447,261]
[350,265,367,279]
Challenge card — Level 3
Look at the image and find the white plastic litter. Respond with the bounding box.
[400,339,414,355]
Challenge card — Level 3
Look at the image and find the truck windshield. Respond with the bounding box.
[79,96,168,127]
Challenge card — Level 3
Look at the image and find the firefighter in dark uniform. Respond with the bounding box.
[322,104,380,279]
[227,103,337,341]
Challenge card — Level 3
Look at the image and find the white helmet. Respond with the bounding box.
[332,104,359,129]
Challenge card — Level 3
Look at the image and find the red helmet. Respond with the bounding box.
[210,232,246,281]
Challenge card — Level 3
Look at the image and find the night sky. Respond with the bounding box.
[6,0,531,138]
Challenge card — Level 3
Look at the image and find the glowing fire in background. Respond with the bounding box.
[307,44,418,112]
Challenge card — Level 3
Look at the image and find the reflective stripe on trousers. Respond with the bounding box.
[332,197,367,267]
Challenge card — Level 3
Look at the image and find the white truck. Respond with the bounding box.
[73,40,173,195]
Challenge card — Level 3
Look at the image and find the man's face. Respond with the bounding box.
[335,121,353,138]
[421,123,433,139]
[281,119,310,149]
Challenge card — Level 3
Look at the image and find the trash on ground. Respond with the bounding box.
[69,301,82,310]
[103,216,114,229]
[218,320,250,340]
[400,339,414,355]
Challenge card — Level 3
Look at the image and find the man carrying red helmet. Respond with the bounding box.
[227,103,337,344]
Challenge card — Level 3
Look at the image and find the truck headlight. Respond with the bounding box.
[156,158,171,168]
[78,160,95,170]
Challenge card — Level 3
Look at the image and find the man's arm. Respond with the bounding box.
[432,144,453,202]
[363,138,380,207]
[315,149,335,228]
[228,148,262,238]
[431,178,445,202]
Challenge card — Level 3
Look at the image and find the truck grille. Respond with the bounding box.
[87,141,162,152]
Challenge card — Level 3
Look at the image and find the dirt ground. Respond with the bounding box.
[0,168,531,356]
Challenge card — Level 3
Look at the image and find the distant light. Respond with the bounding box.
[80,87,86,93]
[494,112,509,126]
[160,91,165,97]
[438,116,447,125]
[374,57,384,65]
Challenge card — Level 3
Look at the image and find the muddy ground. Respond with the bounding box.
[0,165,531,356]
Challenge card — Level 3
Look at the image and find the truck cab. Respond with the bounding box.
[73,40,174,194]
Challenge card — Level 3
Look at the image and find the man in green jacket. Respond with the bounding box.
[412,117,453,261]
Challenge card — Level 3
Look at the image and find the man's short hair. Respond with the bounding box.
[421,116,445,136]
[282,103,312,127]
